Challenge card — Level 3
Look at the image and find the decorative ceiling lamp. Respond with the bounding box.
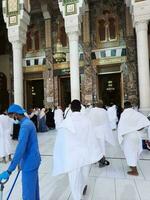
[53,20,66,63]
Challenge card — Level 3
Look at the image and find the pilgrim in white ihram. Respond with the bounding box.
[118,101,150,175]
[107,103,118,130]
[0,113,13,162]
[54,105,64,129]
[53,100,103,200]
[87,101,116,167]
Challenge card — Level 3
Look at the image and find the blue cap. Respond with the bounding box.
[8,104,26,114]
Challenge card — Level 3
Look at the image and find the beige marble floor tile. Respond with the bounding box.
[1,130,150,200]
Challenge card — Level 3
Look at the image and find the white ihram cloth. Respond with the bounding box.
[107,105,118,130]
[64,105,86,119]
[54,108,64,129]
[53,112,102,200]
[88,107,115,155]
[83,105,93,116]
[0,114,13,157]
[64,107,72,119]
[68,165,90,200]
[81,104,86,113]
[118,108,150,166]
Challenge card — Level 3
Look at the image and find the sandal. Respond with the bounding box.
[83,185,87,195]
[99,158,110,168]
[146,141,150,151]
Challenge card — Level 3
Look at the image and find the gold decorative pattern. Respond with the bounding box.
[23,65,47,73]
[54,62,69,69]
[53,57,126,70]
[9,15,18,25]
[92,56,127,66]
[53,61,85,70]
[65,3,77,15]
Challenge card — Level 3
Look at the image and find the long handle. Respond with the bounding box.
[6,170,20,200]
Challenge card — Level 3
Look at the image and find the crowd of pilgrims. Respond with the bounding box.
[1,100,150,200]
[0,101,150,173]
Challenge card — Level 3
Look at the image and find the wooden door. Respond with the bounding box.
[99,73,121,106]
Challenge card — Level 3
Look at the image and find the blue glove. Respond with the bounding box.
[0,171,10,181]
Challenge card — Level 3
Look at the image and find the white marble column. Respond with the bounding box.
[12,41,23,106]
[2,0,30,107]
[58,0,86,102]
[135,21,150,112]
[68,32,80,101]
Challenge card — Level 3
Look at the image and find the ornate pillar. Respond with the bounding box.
[2,0,30,106]
[135,20,150,112]
[124,7,138,106]
[41,4,54,108]
[43,47,54,108]
[59,0,86,101]
[82,6,93,104]
[44,19,54,108]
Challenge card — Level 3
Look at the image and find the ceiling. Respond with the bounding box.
[30,0,124,14]
[0,0,124,23]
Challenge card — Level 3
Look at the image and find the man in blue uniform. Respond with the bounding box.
[0,104,41,200]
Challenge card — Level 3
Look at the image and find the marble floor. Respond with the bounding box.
[1,130,150,200]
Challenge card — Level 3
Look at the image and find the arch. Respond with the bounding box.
[108,17,117,40]
[98,19,106,42]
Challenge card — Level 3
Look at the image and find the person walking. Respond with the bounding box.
[118,101,150,176]
[53,100,102,200]
[0,110,13,163]
[88,100,116,167]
